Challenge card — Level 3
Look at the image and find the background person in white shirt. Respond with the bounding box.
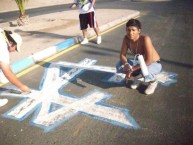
[0,28,31,107]
[70,0,102,44]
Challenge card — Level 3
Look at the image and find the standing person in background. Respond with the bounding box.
[116,19,162,95]
[70,0,102,44]
[0,28,31,107]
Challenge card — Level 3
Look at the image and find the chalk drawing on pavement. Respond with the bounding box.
[0,58,177,132]
[0,58,141,132]
[57,60,178,86]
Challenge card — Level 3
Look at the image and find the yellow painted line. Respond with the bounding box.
[0,15,140,87]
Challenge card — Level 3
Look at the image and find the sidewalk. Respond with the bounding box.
[0,1,140,83]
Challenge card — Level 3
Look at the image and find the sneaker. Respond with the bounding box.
[130,79,140,89]
[145,81,158,95]
[97,36,102,44]
[0,99,8,107]
[81,38,88,44]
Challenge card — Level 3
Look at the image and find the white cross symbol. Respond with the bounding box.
[1,59,139,132]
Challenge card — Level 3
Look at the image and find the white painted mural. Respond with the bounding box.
[0,58,177,132]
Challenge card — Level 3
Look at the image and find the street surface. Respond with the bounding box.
[0,0,193,145]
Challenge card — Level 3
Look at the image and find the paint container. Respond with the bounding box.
[137,55,149,76]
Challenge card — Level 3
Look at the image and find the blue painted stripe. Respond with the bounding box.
[9,38,76,74]
[55,38,76,52]
[11,57,35,74]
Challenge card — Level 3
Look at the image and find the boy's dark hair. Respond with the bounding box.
[126,19,141,29]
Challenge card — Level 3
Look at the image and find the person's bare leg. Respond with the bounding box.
[93,21,100,36]
[82,29,87,38]
[81,29,88,44]
[93,22,102,44]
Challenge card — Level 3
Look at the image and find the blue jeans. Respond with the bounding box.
[116,59,162,82]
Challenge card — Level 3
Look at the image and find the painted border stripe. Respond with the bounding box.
[32,46,57,62]
[56,38,76,52]
[11,57,35,74]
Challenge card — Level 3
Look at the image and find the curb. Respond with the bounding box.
[0,11,140,83]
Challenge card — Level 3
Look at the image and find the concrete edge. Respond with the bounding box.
[0,11,140,84]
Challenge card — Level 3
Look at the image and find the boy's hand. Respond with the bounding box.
[125,70,133,83]
[19,85,31,93]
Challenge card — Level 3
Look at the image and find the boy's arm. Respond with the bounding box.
[0,62,30,92]
[120,37,129,65]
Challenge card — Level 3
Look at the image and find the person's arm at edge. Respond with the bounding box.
[0,62,30,92]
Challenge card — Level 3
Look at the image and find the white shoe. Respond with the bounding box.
[97,36,102,44]
[81,38,88,44]
[145,81,158,95]
[0,99,8,107]
[130,79,140,89]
